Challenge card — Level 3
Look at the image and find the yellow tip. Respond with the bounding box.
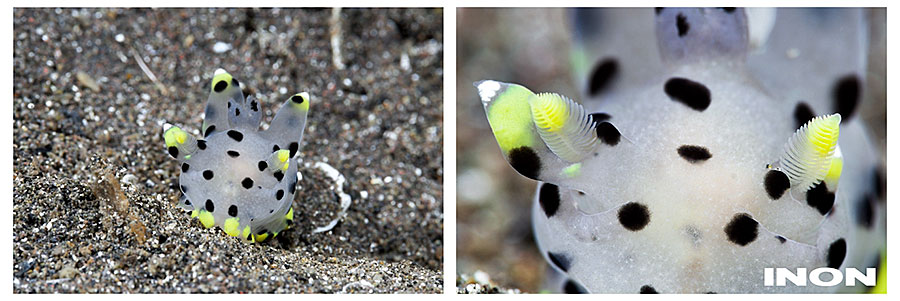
[485,84,535,152]
[532,93,569,133]
[223,217,240,237]
[292,92,310,111]
[254,232,269,242]
[198,210,215,229]
[211,71,233,93]
[285,207,294,221]
[242,226,253,242]
[806,113,841,157]
[190,209,199,218]
[164,125,187,147]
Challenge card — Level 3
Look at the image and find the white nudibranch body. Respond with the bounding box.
[164,68,310,243]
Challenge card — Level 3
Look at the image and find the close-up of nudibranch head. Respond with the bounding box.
[468,7,885,293]
[163,68,310,243]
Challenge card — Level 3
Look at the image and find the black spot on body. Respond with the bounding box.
[833,75,860,120]
[640,285,658,294]
[232,78,239,87]
[664,77,711,111]
[676,13,690,37]
[291,95,304,104]
[181,163,190,172]
[873,168,885,200]
[588,58,618,96]
[228,205,238,217]
[855,194,876,229]
[226,130,243,142]
[289,179,297,194]
[677,145,712,163]
[764,170,790,200]
[235,108,241,116]
[167,146,179,158]
[507,147,541,180]
[724,213,758,246]
[227,150,240,158]
[184,199,191,206]
[205,199,215,212]
[258,161,268,171]
[197,140,207,150]
[257,228,268,235]
[654,7,663,15]
[595,122,621,146]
[721,7,736,13]
[806,182,835,215]
[274,171,284,182]
[539,183,560,218]
[250,100,258,111]
[827,239,847,269]
[213,80,228,93]
[563,280,587,294]
[589,112,611,123]
[273,144,280,152]
[276,189,284,200]
[203,170,214,180]
[793,102,815,129]
[776,235,787,243]
[180,185,187,193]
[227,101,232,108]
[242,177,254,189]
[547,252,572,272]
[618,202,650,231]
[289,142,299,158]
[204,125,216,138]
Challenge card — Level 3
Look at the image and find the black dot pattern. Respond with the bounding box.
[776,235,787,243]
[806,182,835,215]
[242,177,254,189]
[855,194,876,230]
[833,75,860,120]
[250,100,259,111]
[228,205,238,217]
[664,77,711,111]
[181,163,190,172]
[547,252,572,272]
[721,7,736,13]
[827,238,847,269]
[507,147,541,180]
[289,179,298,194]
[168,146,179,158]
[764,170,790,200]
[677,145,712,163]
[291,95,305,104]
[588,58,618,96]
[227,150,240,158]
[563,280,587,294]
[725,213,758,246]
[235,108,241,116]
[793,102,815,130]
[180,185,187,193]
[289,142,299,158]
[618,202,651,231]
[203,170,214,180]
[273,144,280,152]
[213,80,227,92]
[205,199,215,212]
[655,7,663,15]
[276,189,285,200]
[595,122,622,146]
[258,161,268,171]
[227,130,243,142]
[640,285,658,294]
[676,13,689,37]
[204,125,216,138]
[539,183,561,218]
[873,168,885,200]
[197,140,207,150]
[274,171,284,182]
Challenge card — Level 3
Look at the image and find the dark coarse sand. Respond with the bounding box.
[13,8,443,293]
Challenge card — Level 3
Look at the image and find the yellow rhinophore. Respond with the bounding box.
[530,93,598,163]
[777,113,841,192]
[210,69,234,93]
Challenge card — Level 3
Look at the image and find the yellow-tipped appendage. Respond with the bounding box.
[529,93,597,163]
[210,69,233,93]
[482,83,536,152]
[778,113,841,191]
[164,125,188,147]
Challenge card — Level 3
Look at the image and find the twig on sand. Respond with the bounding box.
[129,47,169,96]
[329,8,346,70]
